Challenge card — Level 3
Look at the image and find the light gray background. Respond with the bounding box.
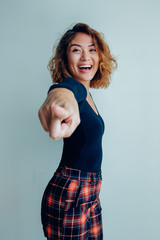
[0,0,160,239]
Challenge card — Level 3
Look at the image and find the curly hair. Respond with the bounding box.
[48,23,117,88]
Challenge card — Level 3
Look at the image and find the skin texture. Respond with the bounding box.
[38,88,80,140]
[38,33,100,140]
[67,33,99,90]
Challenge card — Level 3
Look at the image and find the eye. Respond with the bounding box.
[72,48,81,52]
[90,48,97,52]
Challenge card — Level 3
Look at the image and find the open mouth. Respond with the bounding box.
[78,65,92,70]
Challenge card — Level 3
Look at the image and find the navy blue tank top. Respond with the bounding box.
[48,77,105,172]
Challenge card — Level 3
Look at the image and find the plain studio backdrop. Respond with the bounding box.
[0,0,160,239]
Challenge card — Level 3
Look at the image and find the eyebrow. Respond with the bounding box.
[69,43,95,48]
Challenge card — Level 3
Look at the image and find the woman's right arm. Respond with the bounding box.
[38,88,80,140]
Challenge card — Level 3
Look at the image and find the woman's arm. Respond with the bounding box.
[38,88,80,140]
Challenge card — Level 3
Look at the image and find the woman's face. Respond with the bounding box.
[67,33,99,86]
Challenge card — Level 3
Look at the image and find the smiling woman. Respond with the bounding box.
[48,23,117,88]
[38,23,117,239]
[67,33,100,89]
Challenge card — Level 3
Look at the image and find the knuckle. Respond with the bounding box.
[38,108,43,118]
[49,133,57,140]
[49,131,60,140]
[43,105,49,112]
[52,137,59,140]
[50,104,56,112]
[39,105,49,116]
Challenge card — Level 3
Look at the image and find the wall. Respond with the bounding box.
[0,0,160,239]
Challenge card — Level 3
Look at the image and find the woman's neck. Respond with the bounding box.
[77,79,90,93]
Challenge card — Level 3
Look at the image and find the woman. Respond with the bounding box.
[39,23,117,240]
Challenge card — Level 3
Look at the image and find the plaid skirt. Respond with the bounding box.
[41,165,103,239]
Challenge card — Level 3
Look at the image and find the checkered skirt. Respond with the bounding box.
[41,166,103,239]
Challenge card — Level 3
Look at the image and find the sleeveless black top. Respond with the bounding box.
[48,77,105,172]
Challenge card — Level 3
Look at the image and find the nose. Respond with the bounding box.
[80,50,90,61]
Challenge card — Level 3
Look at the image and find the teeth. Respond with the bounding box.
[79,65,92,69]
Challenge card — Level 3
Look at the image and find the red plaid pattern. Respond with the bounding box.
[41,166,103,239]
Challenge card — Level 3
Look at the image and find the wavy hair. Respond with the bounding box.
[48,23,117,88]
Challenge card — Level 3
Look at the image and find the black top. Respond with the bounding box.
[48,77,105,172]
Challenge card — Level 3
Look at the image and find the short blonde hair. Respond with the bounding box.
[48,23,117,88]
